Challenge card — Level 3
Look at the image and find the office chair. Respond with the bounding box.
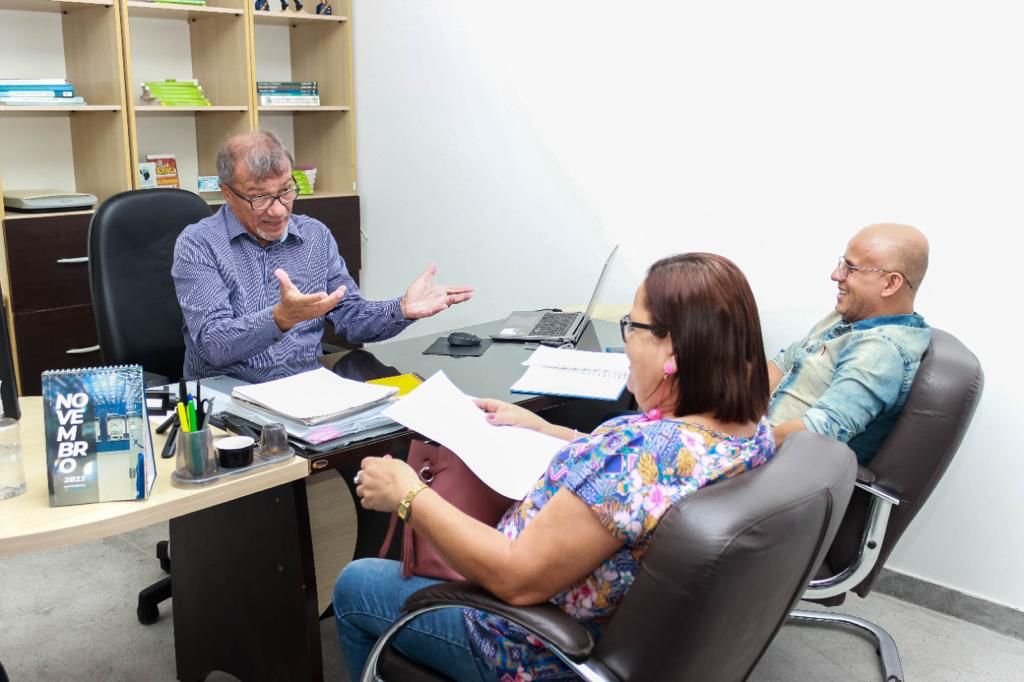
[0,291,20,420]
[789,328,984,682]
[362,432,858,682]
[88,188,214,625]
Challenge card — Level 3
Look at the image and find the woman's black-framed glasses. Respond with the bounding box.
[619,314,658,342]
[224,183,299,211]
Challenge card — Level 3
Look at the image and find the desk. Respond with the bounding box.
[0,401,309,558]
[2,319,626,681]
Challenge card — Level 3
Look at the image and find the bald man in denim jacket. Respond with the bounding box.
[768,224,931,464]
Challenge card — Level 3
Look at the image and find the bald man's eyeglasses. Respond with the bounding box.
[836,257,914,290]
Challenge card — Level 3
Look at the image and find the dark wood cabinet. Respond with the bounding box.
[0,194,360,396]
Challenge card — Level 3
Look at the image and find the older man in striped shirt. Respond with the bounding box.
[172,131,473,383]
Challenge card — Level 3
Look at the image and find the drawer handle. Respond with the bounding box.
[66,345,100,355]
[56,257,89,265]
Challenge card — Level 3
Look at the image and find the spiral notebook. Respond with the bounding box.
[41,365,157,506]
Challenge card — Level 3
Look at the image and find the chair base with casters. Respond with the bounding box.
[789,473,904,682]
[784,328,984,682]
[137,540,173,624]
[355,432,857,682]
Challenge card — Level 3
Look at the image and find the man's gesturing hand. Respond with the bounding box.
[400,263,474,320]
[272,268,345,331]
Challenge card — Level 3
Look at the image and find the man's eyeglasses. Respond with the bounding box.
[224,184,299,211]
[835,257,914,290]
[619,314,659,342]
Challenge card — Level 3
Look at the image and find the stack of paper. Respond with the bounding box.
[231,367,397,426]
[384,372,567,499]
[511,346,630,400]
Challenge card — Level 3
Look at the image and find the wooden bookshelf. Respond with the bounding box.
[0,0,113,13]
[121,0,253,191]
[252,0,355,195]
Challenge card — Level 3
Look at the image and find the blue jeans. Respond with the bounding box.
[333,558,491,681]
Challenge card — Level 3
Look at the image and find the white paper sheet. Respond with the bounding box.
[383,371,567,499]
[511,346,630,400]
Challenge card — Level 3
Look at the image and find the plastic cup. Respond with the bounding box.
[258,423,290,458]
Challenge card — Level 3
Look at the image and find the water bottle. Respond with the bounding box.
[0,381,26,500]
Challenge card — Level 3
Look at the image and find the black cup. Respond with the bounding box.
[214,435,255,468]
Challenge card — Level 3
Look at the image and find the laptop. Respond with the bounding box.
[492,245,619,344]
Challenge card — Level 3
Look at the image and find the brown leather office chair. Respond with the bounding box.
[789,328,984,682]
[362,431,858,682]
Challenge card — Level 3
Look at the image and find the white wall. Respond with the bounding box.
[352,1,1024,610]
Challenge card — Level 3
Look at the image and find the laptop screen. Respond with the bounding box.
[584,244,619,319]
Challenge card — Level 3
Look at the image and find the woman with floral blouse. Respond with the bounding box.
[335,252,775,681]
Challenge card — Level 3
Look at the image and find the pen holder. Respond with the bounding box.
[175,428,216,479]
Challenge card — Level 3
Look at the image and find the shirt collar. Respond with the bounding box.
[844,312,927,331]
[220,204,304,244]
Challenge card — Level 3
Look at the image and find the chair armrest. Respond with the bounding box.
[404,581,595,661]
[855,465,875,484]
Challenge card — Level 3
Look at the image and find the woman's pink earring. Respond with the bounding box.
[663,359,677,376]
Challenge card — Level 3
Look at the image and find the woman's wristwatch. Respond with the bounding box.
[397,482,429,521]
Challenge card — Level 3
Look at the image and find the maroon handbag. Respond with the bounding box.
[378,440,514,581]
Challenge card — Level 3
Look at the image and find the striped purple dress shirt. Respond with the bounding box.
[172,205,412,383]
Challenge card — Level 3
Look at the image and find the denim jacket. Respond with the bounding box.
[768,312,931,464]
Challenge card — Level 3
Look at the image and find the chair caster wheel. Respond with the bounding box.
[157,540,171,573]
[138,602,160,625]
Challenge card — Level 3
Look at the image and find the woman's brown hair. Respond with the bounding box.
[644,253,769,423]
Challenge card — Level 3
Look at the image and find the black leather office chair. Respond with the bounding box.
[363,432,858,682]
[789,328,984,682]
[88,188,214,625]
[0,291,20,420]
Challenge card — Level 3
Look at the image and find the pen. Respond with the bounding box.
[161,421,179,459]
[195,380,202,421]
[179,378,187,407]
[187,399,199,434]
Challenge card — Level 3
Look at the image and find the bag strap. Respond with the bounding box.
[378,512,400,559]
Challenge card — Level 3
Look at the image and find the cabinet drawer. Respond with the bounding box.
[13,304,102,395]
[4,213,93,313]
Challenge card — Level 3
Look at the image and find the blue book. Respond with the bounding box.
[42,365,157,506]
[0,83,73,92]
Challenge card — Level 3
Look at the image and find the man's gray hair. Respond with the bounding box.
[216,130,295,186]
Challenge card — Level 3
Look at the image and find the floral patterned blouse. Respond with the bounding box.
[463,413,776,680]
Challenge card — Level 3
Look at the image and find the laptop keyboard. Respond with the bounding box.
[530,312,578,337]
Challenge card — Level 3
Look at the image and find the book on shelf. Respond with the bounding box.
[138,161,158,189]
[260,94,321,106]
[257,81,318,89]
[0,83,73,93]
[292,167,315,195]
[142,79,211,107]
[42,365,157,507]
[510,346,630,401]
[0,78,69,86]
[146,154,179,189]
[0,89,74,98]
[230,367,398,426]
[0,96,86,106]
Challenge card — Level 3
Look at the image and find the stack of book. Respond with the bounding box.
[258,81,320,107]
[292,165,317,195]
[0,79,85,106]
[141,79,211,107]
